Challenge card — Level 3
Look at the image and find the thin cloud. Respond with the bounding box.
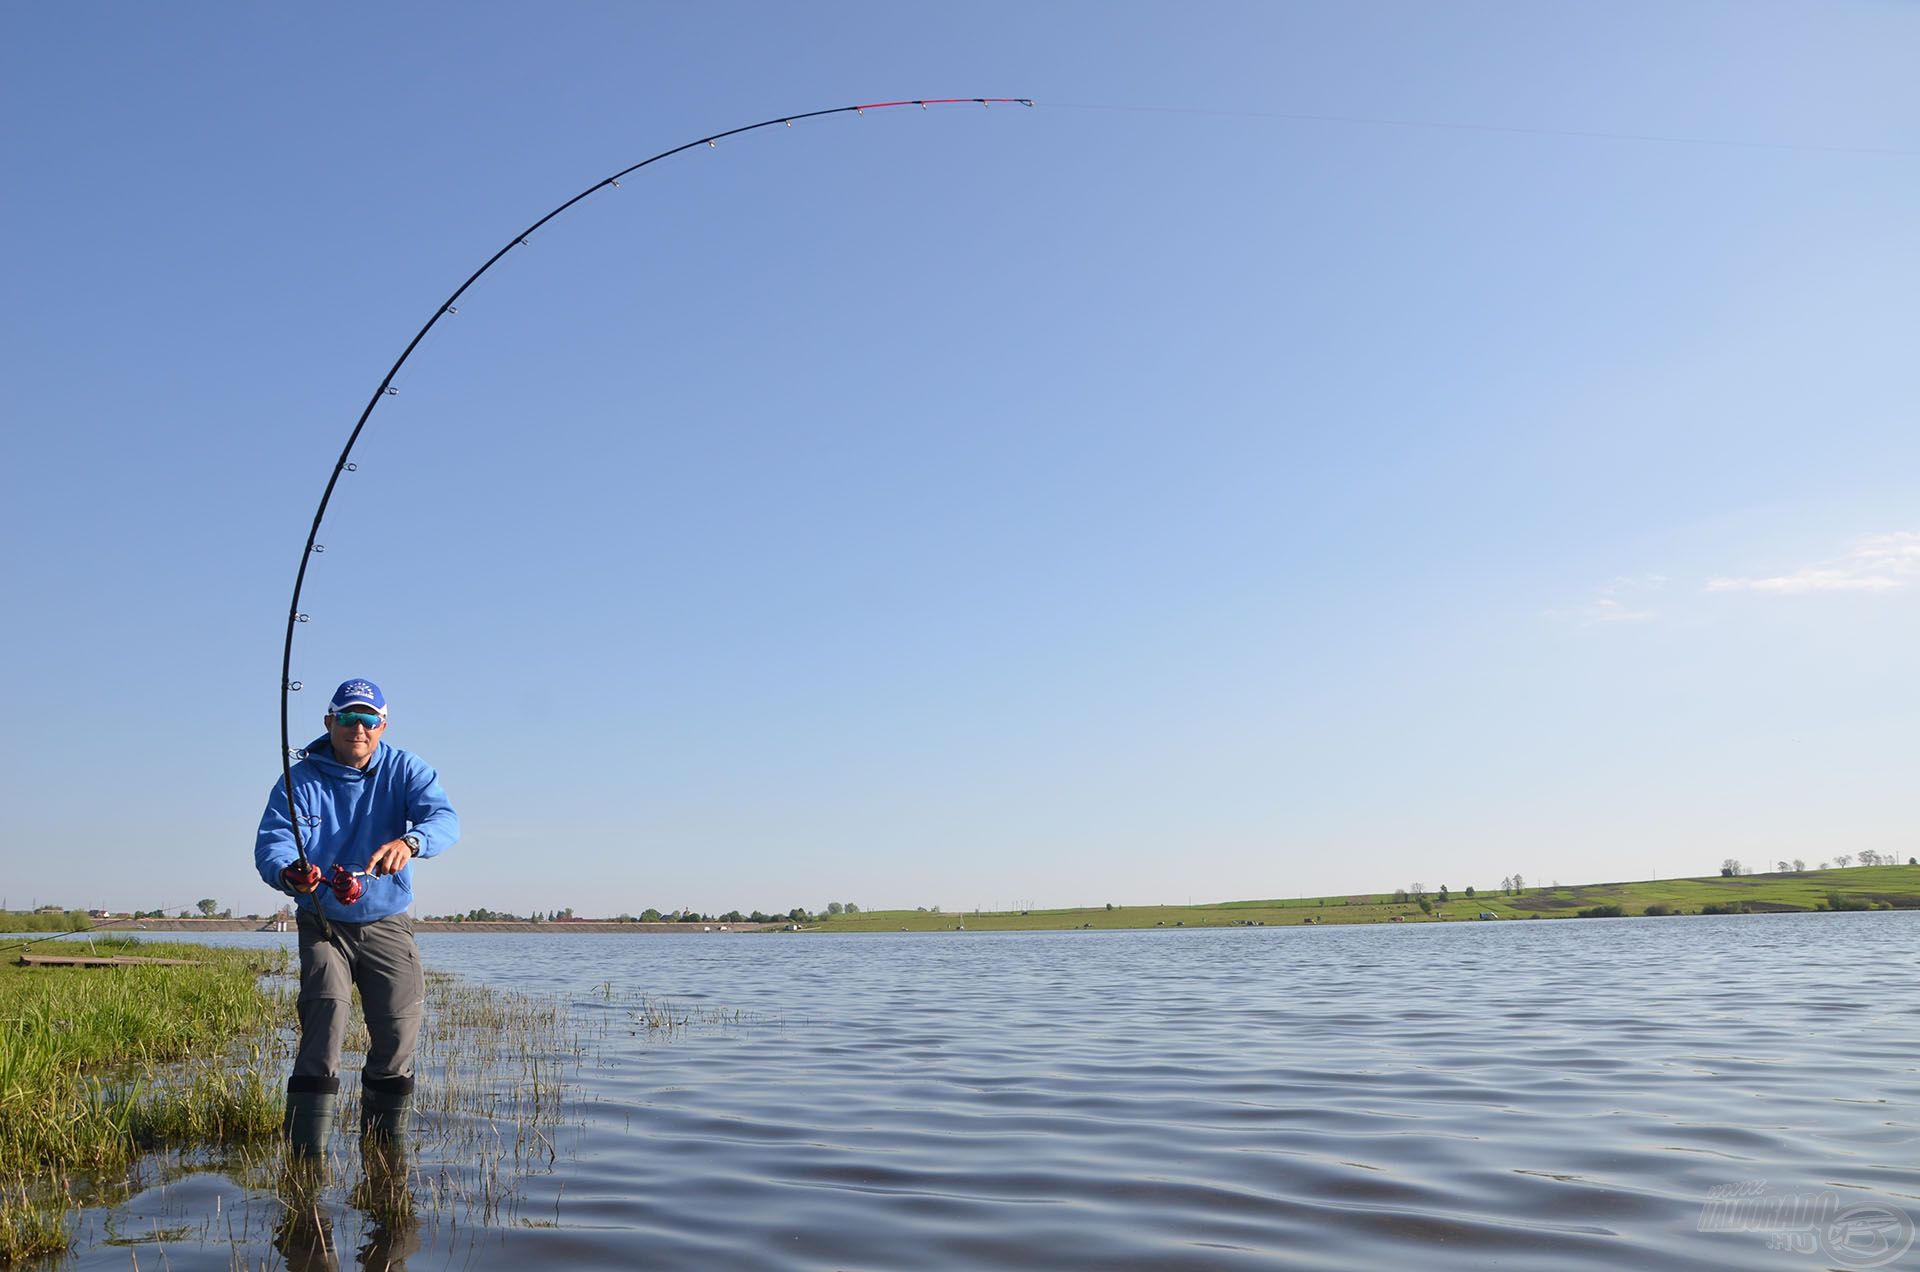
[1554,575,1664,625]
[1582,597,1655,623]
[1707,532,1920,595]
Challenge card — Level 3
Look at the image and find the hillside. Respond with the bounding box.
[808,865,1920,932]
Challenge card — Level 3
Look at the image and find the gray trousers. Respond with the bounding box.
[293,910,425,1083]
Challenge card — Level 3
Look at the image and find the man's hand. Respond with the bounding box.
[281,863,323,895]
[368,838,416,877]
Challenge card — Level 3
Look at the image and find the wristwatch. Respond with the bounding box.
[403,833,423,857]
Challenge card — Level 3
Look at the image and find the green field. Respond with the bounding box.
[806,865,1920,933]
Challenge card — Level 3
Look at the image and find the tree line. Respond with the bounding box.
[1721,853,1915,876]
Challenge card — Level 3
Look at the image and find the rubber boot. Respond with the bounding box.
[361,1075,415,1145]
[284,1076,340,1157]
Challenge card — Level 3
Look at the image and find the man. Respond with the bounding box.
[255,678,459,1155]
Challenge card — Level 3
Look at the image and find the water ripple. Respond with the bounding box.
[54,911,1920,1270]
[429,914,1920,1270]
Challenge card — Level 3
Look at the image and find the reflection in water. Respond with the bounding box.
[350,1143,420,1271]
[272,1146,419,1272]
[270,1159,335,1272]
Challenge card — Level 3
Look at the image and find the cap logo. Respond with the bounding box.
[328,678,388,713]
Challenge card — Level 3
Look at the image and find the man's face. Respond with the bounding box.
[326,706,386,768]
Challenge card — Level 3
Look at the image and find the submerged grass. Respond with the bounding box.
[0,937,290,1262]
[257,973,758,1253]
[4,936,756,1266]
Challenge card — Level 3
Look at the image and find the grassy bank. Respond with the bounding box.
[0,937,289,1262]
[0,911,96,934]
[0,938,745,1266]
[806,865,1920,933]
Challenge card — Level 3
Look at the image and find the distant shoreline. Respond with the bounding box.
[20,864,1918,939]
[58,919,788,936]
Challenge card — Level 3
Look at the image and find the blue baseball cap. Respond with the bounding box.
[328,679,387,715]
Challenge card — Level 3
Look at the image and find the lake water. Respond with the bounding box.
[30,912,1920,1270]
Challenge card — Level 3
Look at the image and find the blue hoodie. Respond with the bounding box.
[255,737,458,923]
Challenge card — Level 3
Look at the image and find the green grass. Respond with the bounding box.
[803,865,1920,933]
[0,937,290,1262]
[0,911,97,934]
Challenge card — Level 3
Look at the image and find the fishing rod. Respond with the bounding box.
[1,917,144,955]
[0,905,243,955]
[275,97,1033,906]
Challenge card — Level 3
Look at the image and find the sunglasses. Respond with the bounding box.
[332,710,386,730]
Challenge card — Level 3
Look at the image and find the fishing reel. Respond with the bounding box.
[279,861,370,905]
[327,865,366,905]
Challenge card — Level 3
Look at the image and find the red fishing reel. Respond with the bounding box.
[327,865,365,905]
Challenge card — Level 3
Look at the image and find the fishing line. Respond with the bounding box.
[1049,100,1916,159]
[275,98,1034,892]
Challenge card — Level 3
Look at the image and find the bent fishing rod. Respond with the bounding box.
[275,97,1034,908]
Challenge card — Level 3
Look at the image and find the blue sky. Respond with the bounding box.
[3,2,1915,918]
